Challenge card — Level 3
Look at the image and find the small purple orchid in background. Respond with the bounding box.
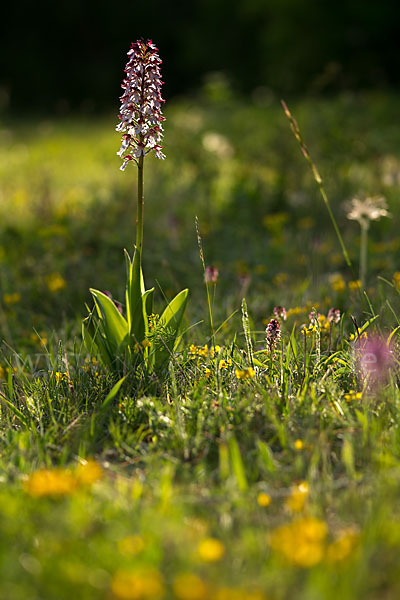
[204,265,219,284]
[266,319,281,352]
[273,306,287,321]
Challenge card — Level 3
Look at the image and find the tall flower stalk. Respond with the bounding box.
[83,40,188,376]
[345,196,390,288]
[116,39,166,265]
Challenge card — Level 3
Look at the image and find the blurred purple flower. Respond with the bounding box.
[273,306,287,321]
[328,308,341,324]
[355,335,393,386]
[204,265,219,283]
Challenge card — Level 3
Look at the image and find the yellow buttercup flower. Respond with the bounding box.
[46,273,66,293]
[285,481,309,512]
[173,573,208,600]
[197,538,225,562]
[257,492,271,507]
[269,516,327,568]
[25,468,77,498]
[235,367,256,380]
[111,568,164,600]
[3,292,21,306]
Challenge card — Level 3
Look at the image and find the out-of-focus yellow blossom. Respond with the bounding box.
[214,587,268,600]
[46,273,66,293]
[141,339,151,348]
[173,573,208,600]
[25,460,102,498]
[190,345,220,359]
[348,280,362,291]
[329,274,346,293]
[111,568,164,600]
[0,365,5,379]
[257,492,271,507]
[235,367,256,380]
[325,529,360,564]
[393,272,400,290]
[285,481,309,512]
[294,439,304,450]
[344,390,362,402]
[75,460,103,485]
[204,368,212,378]
[197,538,225,562]
[286,306,307,318]
[117,535,145,556]
[3,292,21,306]
[25,468,77,498]
[269,516,327,567]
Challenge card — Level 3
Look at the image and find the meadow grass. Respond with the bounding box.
[1,91,400,599]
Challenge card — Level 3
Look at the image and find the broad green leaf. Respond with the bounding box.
[126,249,146,337]
[131,288,153,346]
[154,289,189,369]
[90,289,128,349]
[82,314,112,366]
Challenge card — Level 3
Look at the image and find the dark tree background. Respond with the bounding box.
[1,0,399,113]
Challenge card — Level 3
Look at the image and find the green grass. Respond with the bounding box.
[1,91,400,599]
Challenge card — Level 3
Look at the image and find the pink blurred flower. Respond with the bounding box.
[273,306,287,321]
[328,308,341,324]
[204,265,219,283]
[355,335,393,386]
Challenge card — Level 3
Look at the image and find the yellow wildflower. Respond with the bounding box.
[209,345,221,358]
[329,274,346,293]
[344,390,362,402]
[348,280,362,291]
[0,365,5,380]
[219,359,232,370]
[215,587,267,600]
[25,468,77,498]
[269,516,327,567]
[197,538,225,562]
[294,439,304,451]
[325,528,359,564]
[111,568,164,600]
[75,460,103,485]
[54,371,69,384]
[285,481,309,512]
[204,368,212,378]
[141,339,151,348]
[173,573,208,600]
[257,492,271,507]
[3,292,21,306]
[393,272,400,290]
[46,273,66,293]
[235,367,256,380]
